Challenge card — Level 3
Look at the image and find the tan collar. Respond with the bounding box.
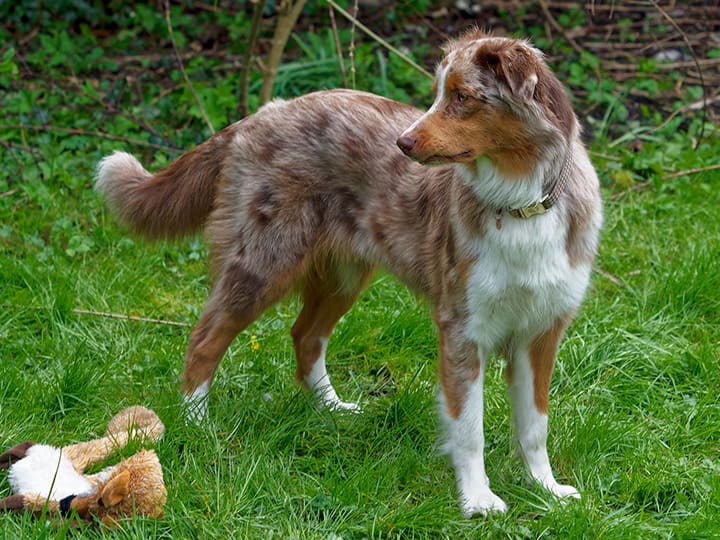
[507,152,571,219]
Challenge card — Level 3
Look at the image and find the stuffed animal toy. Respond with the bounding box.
[0,406,166,526]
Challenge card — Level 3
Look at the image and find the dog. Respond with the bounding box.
[95,29,602,516]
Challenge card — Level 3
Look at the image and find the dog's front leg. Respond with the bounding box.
[437,315,507,516]
[508,318,580,501]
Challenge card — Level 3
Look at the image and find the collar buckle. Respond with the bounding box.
[510,195,549,219]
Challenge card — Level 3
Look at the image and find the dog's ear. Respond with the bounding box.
[475,45,538,101]
[101,470,131,508]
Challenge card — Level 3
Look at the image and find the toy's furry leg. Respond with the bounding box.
[63,407,165,473]
[63,434,131,473]
[105,406,164,441]
[0,442,35,469]
[0,494,26,511]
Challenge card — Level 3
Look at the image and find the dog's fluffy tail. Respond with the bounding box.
[95,132,230,240]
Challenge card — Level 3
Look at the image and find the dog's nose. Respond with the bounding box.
[396,134,417,154]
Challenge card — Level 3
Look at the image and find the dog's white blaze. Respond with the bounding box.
[399,55,453,138]
[184,379,210,424]
[305,338,360,412]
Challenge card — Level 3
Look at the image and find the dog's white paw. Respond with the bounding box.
[540,479,581,503]
[318,395,362,413]
[183,382,210,424]
[184,399,208,425]
[548,482,581,501]
[310,378,362,413]
[461,489,508,517]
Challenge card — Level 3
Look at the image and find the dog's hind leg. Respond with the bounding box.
[182,256,303,423]
[291,262,374,411]
[181,307,250,424]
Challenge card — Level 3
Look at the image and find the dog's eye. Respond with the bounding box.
[453,92,470,105]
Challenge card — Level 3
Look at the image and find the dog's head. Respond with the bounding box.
[397,30,575,177]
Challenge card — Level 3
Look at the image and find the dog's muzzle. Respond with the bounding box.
[396,134,417,156]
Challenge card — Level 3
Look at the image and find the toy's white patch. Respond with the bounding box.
[184,379,210,424]
[304,338,360,412]
[8,444,93,500]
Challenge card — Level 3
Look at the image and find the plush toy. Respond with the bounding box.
[0,406,166,526]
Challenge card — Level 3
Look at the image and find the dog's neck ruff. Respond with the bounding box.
[506,151,571,220]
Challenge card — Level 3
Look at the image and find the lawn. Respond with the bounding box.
[1,2,719,538]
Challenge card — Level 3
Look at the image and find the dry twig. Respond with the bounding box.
[328,3,349,88]
[239,0,267,117]
[608,180,653,201]
[662,163,720,180]
[326,0,433,79]
[594,267,625,287]
[538,0,585,57]
[1,188,20,199]
[348,0,358,88]
[73,308,191,328]
[163,0,215,134]
[648,0,707,147]
[0,124,178,151]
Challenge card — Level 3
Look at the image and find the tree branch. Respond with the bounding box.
[328,3,348,88]
[0,124,178,151]
[258,0,308,106]
[73,308,191,328]
[239,0,267,117]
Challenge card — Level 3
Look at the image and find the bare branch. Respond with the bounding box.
[662,163,720,180]
[163,0,215,134]
[239,0,267,117]
[325,0,432,80]
[73,308,191,328]
[258,0,308,106]
[0,124,178,151]
[328,3,348,88]
[649,0,706,147]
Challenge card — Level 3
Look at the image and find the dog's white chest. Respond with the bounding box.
[464,213,590,349]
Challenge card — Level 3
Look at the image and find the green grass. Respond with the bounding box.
[2,4,720,539]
